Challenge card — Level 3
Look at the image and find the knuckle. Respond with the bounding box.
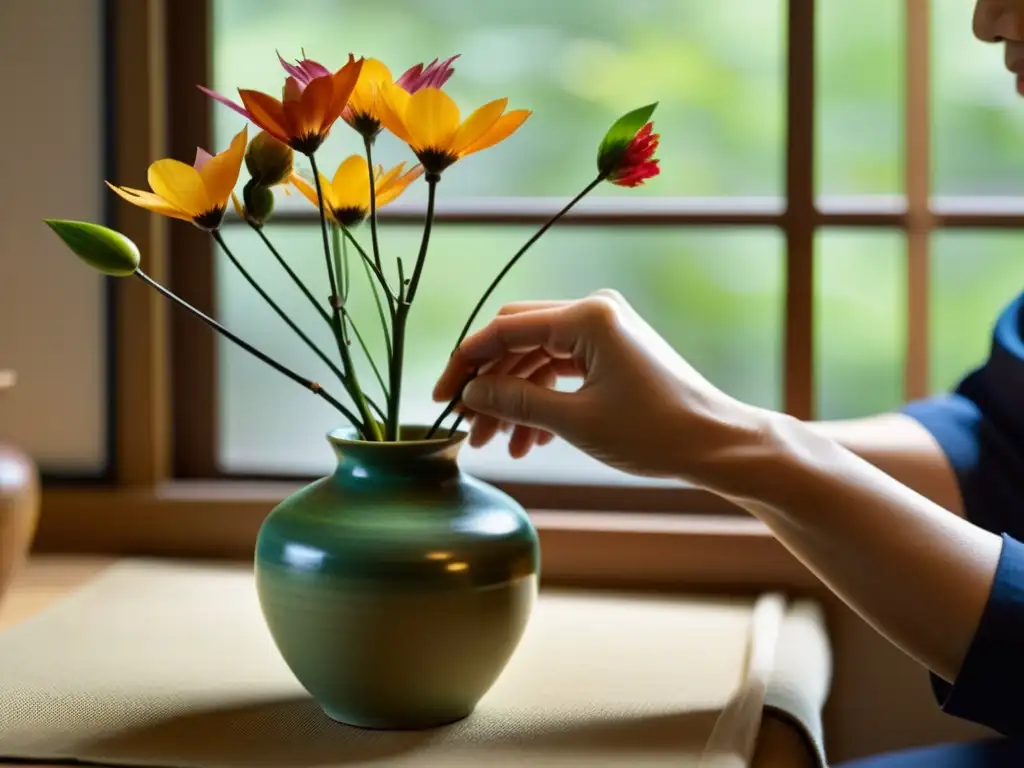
[591,288,626,305]
[581,294,621,329]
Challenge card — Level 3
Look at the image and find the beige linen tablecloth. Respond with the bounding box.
[0,558,830,767]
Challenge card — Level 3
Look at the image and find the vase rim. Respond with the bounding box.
[327,424,468,448]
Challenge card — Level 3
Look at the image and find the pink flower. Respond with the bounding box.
[395,55,459,93]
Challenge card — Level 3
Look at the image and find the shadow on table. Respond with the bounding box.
[74,696,723,766]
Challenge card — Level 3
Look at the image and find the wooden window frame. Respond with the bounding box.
[34,0,1011,586]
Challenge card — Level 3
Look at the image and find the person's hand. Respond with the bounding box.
[433,290,766,481]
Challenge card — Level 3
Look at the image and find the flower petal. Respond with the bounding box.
[349,58,393,117]
[197,86,252,121]
[238,89,291,143]
[193,147,214,171]
[295,74,334,138]
[405,87,460,152]
[460,109,531,156]
[147,159,210,216]
[199,126,248,208]
[451,98,507,155]
[326,55,364,126]
[374,161,407,190]
[105,182,193,221]
[375,164,423,208]
[377,82,413,144]
[332,155,371,209]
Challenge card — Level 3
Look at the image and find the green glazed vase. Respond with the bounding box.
[254,425,540,730]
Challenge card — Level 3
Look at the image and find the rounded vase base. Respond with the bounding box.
[320,704,475,731]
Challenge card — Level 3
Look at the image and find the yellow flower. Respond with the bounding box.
[378,85,530,176]
[106,127,247,230]
[343,58,394,139]
[289,156,423,227]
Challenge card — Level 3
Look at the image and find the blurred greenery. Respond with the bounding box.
[208,0,1024,480]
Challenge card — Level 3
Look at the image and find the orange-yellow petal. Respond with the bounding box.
[375,165,423,208]
[199,126,247,208]
[298,74,335,137]
[147,159,210,216]
[332,155,371,209]
[460,109,531,156]
[405,87,460,151]
[349,58,392,117]
[105,182,193,221]
[238,89,291,142]
[289,171,340,223]
[327,55,364,123]
[374,161,407,190]
[231,191,244,219]
[451,98,508,155]
[377,82,413,143]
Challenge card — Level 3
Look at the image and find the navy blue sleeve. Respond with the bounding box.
[900,293,1024,735]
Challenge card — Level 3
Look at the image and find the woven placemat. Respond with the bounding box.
[0,559,826,767]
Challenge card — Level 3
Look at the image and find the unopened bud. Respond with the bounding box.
[245,131,294,187]
[242,181,275,227]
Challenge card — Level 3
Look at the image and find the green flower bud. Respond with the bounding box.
[43,219,140,277]
[596,102,658,177]
[245,131,294,187]
[242,180,275,227]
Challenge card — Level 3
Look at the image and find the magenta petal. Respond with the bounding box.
[193,147,214,171]
[197,85,253,121]
[395,62,424,91]
[277,50,308,84]
[298,59,331,81]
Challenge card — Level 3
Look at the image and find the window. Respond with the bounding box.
[160,0,1024,506]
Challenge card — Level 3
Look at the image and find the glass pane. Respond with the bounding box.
[816,0,903,199]
[930,232,1023,393]
[815,231,905,419]
[211,0,784,199]
[932,0,1024,196]
[216,224,783,482]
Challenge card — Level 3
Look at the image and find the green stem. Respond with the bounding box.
[133,269,363,432]
[449,175,603,353]
[213,231,351,390]
[342,227,396,309]
[425,371,476,439]
[344,307,389,402]
[310,153,382,441]
[331,222,345,302]
[253,223,386,422]
[359,241,393,361]
[387,175,438,441]
[364,135,386,279]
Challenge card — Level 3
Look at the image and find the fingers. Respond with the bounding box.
[507,364,558,458]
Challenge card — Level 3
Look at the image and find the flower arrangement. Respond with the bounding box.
[45,51,660,443]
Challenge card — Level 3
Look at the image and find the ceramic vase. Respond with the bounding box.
[0,372,40,608]
[254,425,540,729]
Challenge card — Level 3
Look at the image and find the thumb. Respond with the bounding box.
[462,374,570,431]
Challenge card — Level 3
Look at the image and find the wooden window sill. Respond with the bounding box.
[37,482,818,592]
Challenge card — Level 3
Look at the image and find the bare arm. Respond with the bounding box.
[806,413,965,516]
[704,407,998,684]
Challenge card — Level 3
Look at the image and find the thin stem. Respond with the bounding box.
[364,135,385,276]
[253,222,387,422]
[386,176,438,441]
[331,222,345,302]
[342,226,397,308]
[360,243,393,360]
[133,269,363,433]
[310,153,382,441]
[425,370,476,439]
[344,307,389,402]
[213,231,351,389]
[397,257,407,303]
[253,223,331,328]
[450,175,603,353]
[342,225,351,302]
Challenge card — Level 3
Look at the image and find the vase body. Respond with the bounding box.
[254,426,540,730]
[0,445,40,609]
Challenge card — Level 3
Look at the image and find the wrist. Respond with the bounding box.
[685,405,835,506]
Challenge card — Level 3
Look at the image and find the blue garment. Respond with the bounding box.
[897,293,1024,740]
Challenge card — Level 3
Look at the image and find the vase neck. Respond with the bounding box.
[327,426,465,485]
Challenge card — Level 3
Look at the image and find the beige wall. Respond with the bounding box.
[0,0,107,472]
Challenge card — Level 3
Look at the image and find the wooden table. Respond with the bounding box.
[0,557,816,768]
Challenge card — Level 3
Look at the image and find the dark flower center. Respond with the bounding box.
[331,205,367,228]
[415,147,458,175]
[194,206,227,231]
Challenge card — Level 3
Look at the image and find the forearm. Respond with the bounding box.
[806,414,965,516]
[696,407,1000,683]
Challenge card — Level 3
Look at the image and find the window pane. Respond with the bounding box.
[815,231,905,419]
[816,0,902,199]
[932,0,1024,197]
[216,224,783,481]
[211,0,784,199]
[930,232,1022,393]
